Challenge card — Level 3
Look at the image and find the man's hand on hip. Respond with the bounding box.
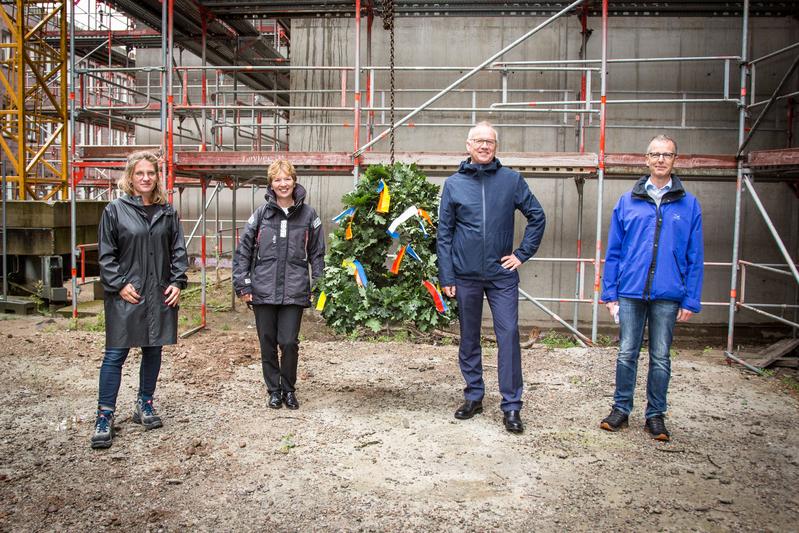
[500,254,522,271]
[677,308,693,322]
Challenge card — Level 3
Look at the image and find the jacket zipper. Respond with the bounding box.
[643,199,668,300]
[481,176,486,280]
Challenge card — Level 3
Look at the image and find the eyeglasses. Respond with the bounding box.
[469,138,497,147]
[646,152,676,160]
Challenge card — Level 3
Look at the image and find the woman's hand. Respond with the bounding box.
[164,285,181,307]
[120,283,140,304]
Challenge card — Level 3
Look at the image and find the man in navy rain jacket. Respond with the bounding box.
[437,121,546,434]
[600,134,704,442]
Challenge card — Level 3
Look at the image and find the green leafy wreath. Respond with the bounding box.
[315,163,456,334]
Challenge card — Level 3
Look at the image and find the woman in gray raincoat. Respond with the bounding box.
[91,150,188,450]
[233,159,325,411]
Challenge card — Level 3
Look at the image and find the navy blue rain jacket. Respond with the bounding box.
[437,158,546,286]
[601,174,704,312]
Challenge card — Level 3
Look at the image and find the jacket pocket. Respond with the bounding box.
[453,230,482,277]
[287,225,308,262]
[258,226,278,260]
[672,250,686,285]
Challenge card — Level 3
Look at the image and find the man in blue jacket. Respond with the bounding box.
[437,121,546,434]
[600,134,704,442]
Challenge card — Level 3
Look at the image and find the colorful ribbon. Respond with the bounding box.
[386,205,418,238]
[352,260,368,287]
[342,259,368,287]
[376,180,391,213]
[423,280,448,313]
[390,245,407,275]
[315,291,327,311]
[417,209,433,226]
[345,219,353,240]
[405,244,422,262]
[332,207,355,223]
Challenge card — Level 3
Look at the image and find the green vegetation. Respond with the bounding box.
[69,312,106,332]
[539,330,579,349]
[279,434,296,454]
[781,375,799,393]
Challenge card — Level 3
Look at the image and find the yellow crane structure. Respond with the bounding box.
[0,1,67,200]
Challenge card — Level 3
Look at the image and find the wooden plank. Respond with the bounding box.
[743,338,799,368]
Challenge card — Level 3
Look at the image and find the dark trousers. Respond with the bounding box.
[253,304,304,393]
[98,346,163,411]
[455,276,523,412]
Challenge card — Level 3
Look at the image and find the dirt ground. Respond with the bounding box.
[1,299,798,532]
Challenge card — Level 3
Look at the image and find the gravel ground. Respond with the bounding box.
[0,310,798,532]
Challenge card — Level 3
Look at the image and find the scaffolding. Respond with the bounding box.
[51,0,799,367]
[0,1,68,200]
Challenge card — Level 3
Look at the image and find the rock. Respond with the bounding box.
[166,478,183,485]
[557,452,569,459]
[239,441,247,448]
[719,498,733,505]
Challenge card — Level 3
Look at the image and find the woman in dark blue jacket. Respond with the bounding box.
[233,160,325,411]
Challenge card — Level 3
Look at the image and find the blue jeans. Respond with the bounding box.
[98,346,163,411]
[613,297,679,419]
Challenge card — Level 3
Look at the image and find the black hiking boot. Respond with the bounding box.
[644,415,671,442]
[600,408,629,432]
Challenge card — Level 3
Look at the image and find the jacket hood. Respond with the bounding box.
[118,194,174,214]
[264,182,307,211]
[631,174,686,202]
[457,157,503,175]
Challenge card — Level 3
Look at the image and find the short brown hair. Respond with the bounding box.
[118,150,167,205]
[647,134,678,155]
[267,159,297,187]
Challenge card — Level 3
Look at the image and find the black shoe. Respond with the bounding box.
[600,408,629,432]
[268,391,283,409]
[132,398,163,430]
[503,410,524,434]
[645,415,671,442]
[454,400,483,420]
[283,391,299,410]
[90,410,115,450]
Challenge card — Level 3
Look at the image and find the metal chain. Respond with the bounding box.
[382,0,395,167]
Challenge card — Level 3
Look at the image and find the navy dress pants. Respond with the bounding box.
[455,276,523,412]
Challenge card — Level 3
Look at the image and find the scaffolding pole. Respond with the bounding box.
[726,0,750,361]
[590,0,609,343]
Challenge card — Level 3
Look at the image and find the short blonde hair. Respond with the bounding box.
[118,150,167,205]
[267,159,297,187]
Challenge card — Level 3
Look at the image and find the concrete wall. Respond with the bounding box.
[139,15,799,327]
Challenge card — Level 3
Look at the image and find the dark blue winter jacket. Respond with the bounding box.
[437,158,546,286]
[601,174,704,312]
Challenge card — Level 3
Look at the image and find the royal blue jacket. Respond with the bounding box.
[437,158,546,286]
[602,174,704,312]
